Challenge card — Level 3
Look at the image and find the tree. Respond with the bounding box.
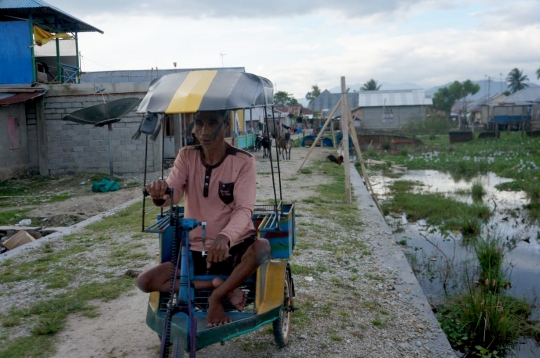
[431,80,480,114]
[452,79,480,115]
[361,79,381,91]
[536,67,540,80]
[306,84,321,103]
[506,68,529,94]
[273,91,298,106]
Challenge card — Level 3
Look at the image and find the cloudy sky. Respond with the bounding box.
[49,0,540,98]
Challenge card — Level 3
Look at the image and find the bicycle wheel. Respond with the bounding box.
[273,269,293,348]
[171,335,184,358]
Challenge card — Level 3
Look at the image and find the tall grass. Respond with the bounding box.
[438,233,534,355]
[471,181,486,202]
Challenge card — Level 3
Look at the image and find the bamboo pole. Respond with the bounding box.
[344,98,384,215]
[296,98,342,173]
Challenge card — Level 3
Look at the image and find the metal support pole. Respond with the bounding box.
[107,124,114,179]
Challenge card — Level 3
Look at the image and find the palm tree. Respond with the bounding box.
[537,67,540,80]
[361,79,382,91]
[506,68,529,93]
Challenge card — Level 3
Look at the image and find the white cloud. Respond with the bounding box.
[50,0,448,19]
[55,1,540,98]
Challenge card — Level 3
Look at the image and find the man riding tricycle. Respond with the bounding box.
[135,70,296,357]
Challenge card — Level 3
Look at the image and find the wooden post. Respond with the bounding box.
[341,77,351,203]
[343,94,384,215]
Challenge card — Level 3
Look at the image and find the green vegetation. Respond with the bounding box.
[438,234,537,355]
[471,181,486,201]
[366,132,540,355]
[0,201,156,357]
[366,132,540,222]
[381,180,490,233]
[0,208,33,225]
[402,114,457,136]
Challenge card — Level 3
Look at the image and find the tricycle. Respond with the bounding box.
[136,70,296,357]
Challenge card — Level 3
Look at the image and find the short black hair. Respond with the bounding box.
[196,110,230,123]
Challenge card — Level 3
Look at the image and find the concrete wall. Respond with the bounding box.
[361,105,426,131]
[0,104,29,179]
[39,82,162,176]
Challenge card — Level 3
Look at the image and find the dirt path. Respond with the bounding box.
[3,143,456,358]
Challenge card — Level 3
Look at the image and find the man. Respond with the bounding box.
[137,110,271,327]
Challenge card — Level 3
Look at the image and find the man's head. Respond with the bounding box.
[193,110,230,150]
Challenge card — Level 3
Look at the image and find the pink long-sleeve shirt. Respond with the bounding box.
[166,144,257,252]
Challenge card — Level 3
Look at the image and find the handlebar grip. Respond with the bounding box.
[142,187,172,197]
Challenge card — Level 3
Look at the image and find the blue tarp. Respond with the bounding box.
[91,178,120,193]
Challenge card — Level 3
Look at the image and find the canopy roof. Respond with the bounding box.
[0,0,103,33]
[137,70,274,114]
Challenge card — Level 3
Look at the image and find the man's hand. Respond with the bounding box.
[206,234,230,268]
[144,179,170,205]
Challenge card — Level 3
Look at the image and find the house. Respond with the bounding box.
[352,89,432,131]
[0,0,103,85]
[0,1,265,180]
[466,93,506,126]
[489,88,540,130]
[308,89,358,118]
[0,0,103,179]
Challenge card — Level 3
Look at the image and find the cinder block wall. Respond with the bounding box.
[41,83,161,176]
[361,106,426,130]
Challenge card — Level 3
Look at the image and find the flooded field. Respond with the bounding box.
[371,169,540,357]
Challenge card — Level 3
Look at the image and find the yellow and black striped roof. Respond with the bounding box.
[137,70,274,114]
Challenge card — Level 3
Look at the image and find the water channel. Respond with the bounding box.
[370,170,540,357]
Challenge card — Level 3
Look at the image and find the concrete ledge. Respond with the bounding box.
[350,165,456,357]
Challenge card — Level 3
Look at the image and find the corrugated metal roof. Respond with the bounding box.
[0,0,103,33]
[357,89,432,107]
[80,67,246,84]
[0,90,47,106]
[499,87,540,105]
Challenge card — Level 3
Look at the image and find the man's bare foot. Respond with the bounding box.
[212,277,247,311]
[206,297,231,327]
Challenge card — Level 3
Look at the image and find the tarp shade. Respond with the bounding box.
[137,70,274,114]
[33,25,72,46]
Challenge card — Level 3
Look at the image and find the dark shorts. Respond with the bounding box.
[191,236,256,276]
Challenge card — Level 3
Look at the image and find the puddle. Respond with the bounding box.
[371,170,540,356]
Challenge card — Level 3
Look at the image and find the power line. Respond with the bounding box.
[80,54,120,71]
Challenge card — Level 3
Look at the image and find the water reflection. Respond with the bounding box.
[371,170,540,355]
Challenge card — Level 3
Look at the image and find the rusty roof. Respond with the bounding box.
[0,90,47,106]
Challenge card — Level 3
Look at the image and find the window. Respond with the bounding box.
[382,109,394,122]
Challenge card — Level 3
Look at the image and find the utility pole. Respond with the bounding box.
[220,53,227,67]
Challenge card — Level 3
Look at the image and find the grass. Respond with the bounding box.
[471,181,486,201]
[437,232,538,355]
[0,208,33,225]
[364,132,540,222]
[0,200,155,358]
[382,189,491,233]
